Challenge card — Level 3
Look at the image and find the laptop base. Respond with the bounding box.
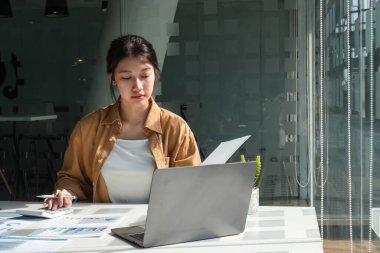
[112,226,145,247]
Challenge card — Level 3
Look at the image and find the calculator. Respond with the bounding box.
[16,207,74,218]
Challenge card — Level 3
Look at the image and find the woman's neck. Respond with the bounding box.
[119,99,150,125]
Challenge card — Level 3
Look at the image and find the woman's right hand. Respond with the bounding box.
[46,189,74,210]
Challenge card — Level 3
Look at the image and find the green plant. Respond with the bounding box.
[253,155,263,188]
[240,154,264,188]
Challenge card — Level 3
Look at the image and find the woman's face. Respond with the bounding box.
[112,56,155,107]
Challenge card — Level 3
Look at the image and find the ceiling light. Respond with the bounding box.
[45,0,69,17]
[101,0,108,12]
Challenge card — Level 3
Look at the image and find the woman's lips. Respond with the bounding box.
[131,95,144,99]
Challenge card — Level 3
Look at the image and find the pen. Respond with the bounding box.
[36,194,77,200]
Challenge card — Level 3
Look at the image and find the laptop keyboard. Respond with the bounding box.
[130,233,145,241]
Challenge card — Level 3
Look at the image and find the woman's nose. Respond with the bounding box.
[132,78,143,90]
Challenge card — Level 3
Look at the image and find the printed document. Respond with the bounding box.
[28,214,124,238]
[0,214,36,236]
[0,236,69,253]
[202,135,251,165]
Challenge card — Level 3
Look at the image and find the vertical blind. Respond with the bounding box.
[317,0,375,252]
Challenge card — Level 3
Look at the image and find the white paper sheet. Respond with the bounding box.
[28,214,124,238]
[0,215,37,236]
[0,236,69,252]
[202,135,251,165]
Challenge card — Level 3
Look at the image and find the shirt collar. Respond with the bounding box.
[100,98,121,126]
[144,97,163,134]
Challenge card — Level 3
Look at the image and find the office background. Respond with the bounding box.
[0,0,379,252]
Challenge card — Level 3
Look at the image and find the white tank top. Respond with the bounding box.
[101,139,155,203]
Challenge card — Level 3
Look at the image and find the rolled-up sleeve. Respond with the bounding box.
[55,122,92,201]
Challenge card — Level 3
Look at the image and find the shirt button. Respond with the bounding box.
[106,125,110,129]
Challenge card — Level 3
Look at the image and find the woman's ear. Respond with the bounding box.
[108,73,116,85]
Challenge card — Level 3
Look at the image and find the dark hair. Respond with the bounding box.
[106,34,161,100]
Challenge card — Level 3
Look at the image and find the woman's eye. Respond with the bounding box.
[141,76,149,79]
[121,77,131,80]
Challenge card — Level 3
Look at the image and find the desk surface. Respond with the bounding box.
[0,114,57,122]
[372,208,380,238]
[0,202,323,253]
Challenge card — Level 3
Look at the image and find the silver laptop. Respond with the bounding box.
[111,161,256,248]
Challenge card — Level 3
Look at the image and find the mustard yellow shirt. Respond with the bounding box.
[55,97,201,202]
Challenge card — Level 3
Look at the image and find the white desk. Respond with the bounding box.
[370,208,380,250]
[0,202,323,253]
[372,208,380,238]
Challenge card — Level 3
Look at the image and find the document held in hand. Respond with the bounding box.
[201,135,251,165]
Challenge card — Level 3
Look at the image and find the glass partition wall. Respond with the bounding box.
[158,0,311,205]
[0,0,108,199]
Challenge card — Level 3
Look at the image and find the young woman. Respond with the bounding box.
[47,35,201,210]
